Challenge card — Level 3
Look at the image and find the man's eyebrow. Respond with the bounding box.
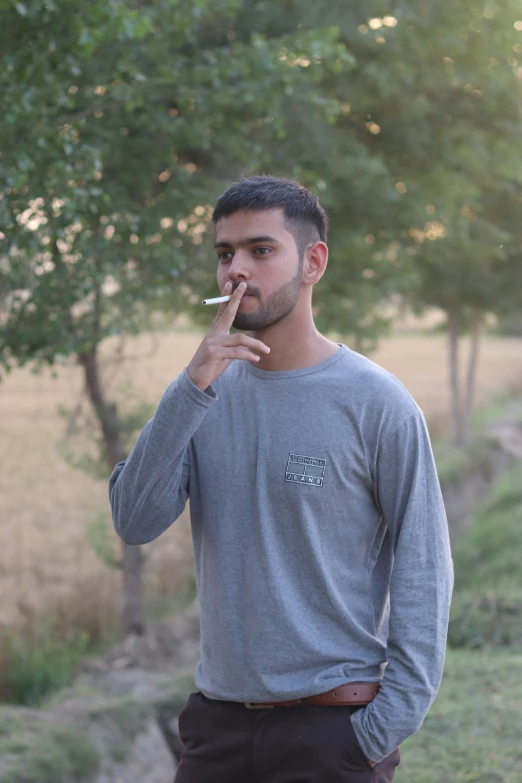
[213,235,279,249]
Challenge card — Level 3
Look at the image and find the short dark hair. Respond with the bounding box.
[212,175,328,256]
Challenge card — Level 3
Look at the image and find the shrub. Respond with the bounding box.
[448,589,522,650]
[0,629,89,706]
[0,721,99,783]
[448,460,522,650]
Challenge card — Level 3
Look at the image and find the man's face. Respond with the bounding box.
[214,208,303,331]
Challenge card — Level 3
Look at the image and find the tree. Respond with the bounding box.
[248,0,522,424]
[182,0,522,372]
[294,0,522,383]
[0,0,351,633]
[181,1,419,352]
[407,207,510,445]
[387,0,522,444]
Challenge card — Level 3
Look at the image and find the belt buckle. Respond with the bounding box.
[244,702,274,709]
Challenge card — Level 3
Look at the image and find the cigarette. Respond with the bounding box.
[202,295,231,305]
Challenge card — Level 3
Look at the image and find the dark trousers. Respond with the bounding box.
[175,692,400,783]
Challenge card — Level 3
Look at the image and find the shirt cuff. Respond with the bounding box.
[180,367,218,405]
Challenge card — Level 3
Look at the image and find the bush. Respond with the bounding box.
[448,460,522,649]
[452,463,522,590]
[0,629,89,706]
[0,720,99,783]
[448,589,522,649]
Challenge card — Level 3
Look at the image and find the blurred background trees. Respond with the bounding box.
[0,0,349,633]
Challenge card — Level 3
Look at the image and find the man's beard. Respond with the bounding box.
[232,263,302,331]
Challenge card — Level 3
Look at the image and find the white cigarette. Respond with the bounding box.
[202,295,231,305]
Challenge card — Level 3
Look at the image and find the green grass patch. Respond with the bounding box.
[87,698,153,739]
[0,717,99,783]
[400,649,522,782]
[449,588,522,650]
[448,459,522,650]
[452,460,522,591]
[0,630,89,706]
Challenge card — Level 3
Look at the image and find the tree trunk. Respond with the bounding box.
[462,311,482,446]
[448,311,464,447]
[78,348,147,636]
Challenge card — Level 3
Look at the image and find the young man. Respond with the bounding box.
[109,176,454,782]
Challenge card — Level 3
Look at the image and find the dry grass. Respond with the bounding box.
[0,329,521,630]
[372,333,522,435]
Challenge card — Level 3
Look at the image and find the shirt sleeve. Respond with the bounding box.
[109,368,217,545]
[350,410,454,762]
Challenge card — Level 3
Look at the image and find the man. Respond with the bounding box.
[109,176,454,782]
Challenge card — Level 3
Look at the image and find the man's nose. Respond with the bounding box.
[228,251,250,281]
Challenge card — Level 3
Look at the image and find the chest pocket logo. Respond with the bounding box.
[285,453,326,487]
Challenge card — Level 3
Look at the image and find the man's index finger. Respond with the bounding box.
[213,283,246,333]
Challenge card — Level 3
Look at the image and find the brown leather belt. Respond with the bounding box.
[244,682,379,709]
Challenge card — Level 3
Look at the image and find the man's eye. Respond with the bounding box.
[218,252,233,261]
[254,247,271,256]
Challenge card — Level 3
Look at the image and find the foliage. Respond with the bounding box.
[448,459,522,649]
[2,0,521,385]
[0,0,354,634]
[0,629,90,706]
[449,588,522,650]
[182,1,522,354]
[452,460,522,588]
[0,670,197,782]
[0,0,350,371]
[306,0,522,395]
[0,718,99,783]
[399,649,522,782]
[86,698,154,763]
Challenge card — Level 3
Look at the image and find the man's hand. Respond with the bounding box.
[187,281,270,392]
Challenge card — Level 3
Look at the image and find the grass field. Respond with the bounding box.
[400,454,522,781]
[0,329,521,629]
[399,648,522,783]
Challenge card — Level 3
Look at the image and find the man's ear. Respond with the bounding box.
[302,242,328,286]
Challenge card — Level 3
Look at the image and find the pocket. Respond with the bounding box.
[347,712,375,772]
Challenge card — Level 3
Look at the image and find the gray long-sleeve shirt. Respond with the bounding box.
[109,344,453,762]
